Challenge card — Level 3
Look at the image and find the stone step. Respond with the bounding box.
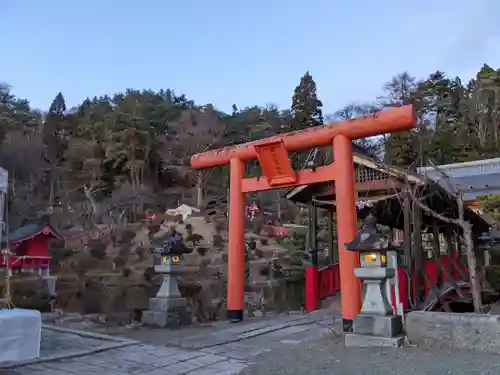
[345,333,405,348]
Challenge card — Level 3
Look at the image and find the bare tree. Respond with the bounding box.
[404,162,483,312]
[168,107,226,208]
[0,130,48,220]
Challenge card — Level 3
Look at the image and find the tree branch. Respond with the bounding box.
[407,183,460,226]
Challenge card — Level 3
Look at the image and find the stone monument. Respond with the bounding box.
[142,228,192,328]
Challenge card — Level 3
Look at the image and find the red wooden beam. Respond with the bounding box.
[241,164,336,193]
[191,106,415,169]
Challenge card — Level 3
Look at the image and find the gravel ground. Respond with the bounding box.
[241,333,500,375]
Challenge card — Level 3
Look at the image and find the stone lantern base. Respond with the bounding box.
[141,263,192,328]
[345,314,404,348]
[141,297,191,328]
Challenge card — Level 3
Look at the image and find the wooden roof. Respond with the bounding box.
[8,218,60,244]
[285,152,491,233]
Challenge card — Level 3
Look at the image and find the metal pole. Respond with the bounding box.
[0,193,9,306]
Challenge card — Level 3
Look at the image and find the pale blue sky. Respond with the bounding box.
[2,0,500,114]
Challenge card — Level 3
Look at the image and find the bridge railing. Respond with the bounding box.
[305,263,340,312]
[305,252,470,313]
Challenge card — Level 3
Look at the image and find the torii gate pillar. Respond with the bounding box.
[191,105,415,330]
[333,134,360,326]
[227,157,246,321]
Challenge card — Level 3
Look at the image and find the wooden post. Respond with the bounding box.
[463,222,482,312]
[333,134,361,332]
[328,209,335,264]
[431,222,441,286]
[403,192,412,270]
[445,226,454,267]
[307,206,313,252]
[311,202,318,267]
[412,200,423,304]
[227,158,245,322]
[457,194,482,312]
[305,202,321,312]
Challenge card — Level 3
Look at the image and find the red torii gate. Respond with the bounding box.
[191,105,415,330]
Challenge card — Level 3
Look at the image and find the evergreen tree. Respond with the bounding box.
[291,71,323,131]
[43,92,68,158]
[382,73,425,166]
[0,83,36,141]
[290,72,324,168]
[48,92,66,115]
[42,92,73,206]
[2,61,500,229]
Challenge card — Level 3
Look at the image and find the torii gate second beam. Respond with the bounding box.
[191,105,415,331]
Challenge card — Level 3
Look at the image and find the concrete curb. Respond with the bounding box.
[42,324,136,343]
[406,311,500,353]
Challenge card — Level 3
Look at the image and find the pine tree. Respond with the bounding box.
[290,71,323,131]
[289,72,324,168]
[48,92,66,115]
[43,92,69,163]
[43,92,70,207]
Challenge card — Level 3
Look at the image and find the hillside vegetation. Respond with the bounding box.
[3,64,500,318]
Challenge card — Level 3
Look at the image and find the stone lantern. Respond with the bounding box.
[344,214,404,347]
[142,228,193,328]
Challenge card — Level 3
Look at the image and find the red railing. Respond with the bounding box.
[0,256,51,270]
[305,252,468,313]
[392,252,468,311]
[319,264,340,299]
[305,263,340,312]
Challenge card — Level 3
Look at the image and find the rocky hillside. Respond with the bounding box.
[5,212,302,325]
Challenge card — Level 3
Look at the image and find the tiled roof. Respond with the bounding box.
[7,219,59,243]
[8,224,44,242]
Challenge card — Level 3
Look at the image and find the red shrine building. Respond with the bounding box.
[1,220,59,295]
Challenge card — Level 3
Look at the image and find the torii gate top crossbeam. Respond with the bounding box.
[191,105,415,169]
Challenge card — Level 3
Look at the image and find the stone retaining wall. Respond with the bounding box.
[406,311,500,353]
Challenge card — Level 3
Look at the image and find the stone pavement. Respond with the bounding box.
[4,310,500,374]
[2,344,247,375]
[122,311,337,351]
[0,311,336,375]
